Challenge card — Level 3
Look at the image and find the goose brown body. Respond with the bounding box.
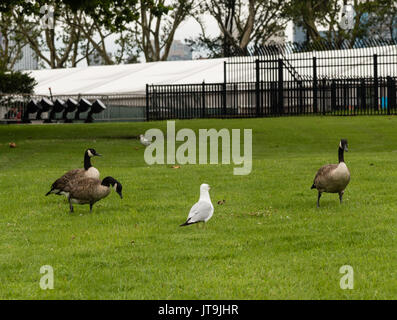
[46,149,101,196]
[49,167,99,194]
[67,178,111,205]
[313,162,350,193]
[64,176,123,213]
[311,139,350,207]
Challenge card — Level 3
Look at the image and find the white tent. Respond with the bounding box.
[26,58,227,96]
[26,44,396,96]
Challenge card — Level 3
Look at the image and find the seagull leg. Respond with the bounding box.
[317,192,322,208]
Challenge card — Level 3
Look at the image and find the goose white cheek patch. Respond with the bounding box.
[113,183,118,191]
[87,150,93,157]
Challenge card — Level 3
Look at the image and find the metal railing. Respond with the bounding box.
[0,93,146,123]
[226,44,397,82]
[146,77,397,120]
[147,40,397,120]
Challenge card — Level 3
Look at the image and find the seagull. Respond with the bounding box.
[139,134,152,146]
[180,184,214,227]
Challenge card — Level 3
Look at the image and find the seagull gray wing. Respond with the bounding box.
[187,201,212,223]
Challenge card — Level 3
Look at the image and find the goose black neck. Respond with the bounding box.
[84,152,92,170]
[101,177,115,187]
[101,180,110,187]
[338,147,344,163]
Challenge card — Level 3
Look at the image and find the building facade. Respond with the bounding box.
[167,40,192,61]
[13,44,39,71]
[0,32,39,71]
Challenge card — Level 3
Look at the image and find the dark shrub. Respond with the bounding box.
[0,71,37,94]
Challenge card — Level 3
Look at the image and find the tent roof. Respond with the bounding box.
[27,58,227,96]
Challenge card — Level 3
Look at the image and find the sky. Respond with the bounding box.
[174,15,220,41]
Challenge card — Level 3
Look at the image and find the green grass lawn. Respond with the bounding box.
[0,116,396,299]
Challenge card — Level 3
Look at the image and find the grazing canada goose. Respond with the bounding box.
[45,148,101,196]
[65,176,123,213]
[180,183,214,227]
[139,134,152,146]
[311,139,350,207]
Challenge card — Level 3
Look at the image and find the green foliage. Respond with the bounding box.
[0,117,396,299]
[185,35,224,59]
[0,71,36,94]
[189,0,286,58]
[282,0,397,46]
[1,0,156,68]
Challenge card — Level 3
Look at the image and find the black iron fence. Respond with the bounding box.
[226,40,397,82]
[146,76,397,120]
[147,41,397,120]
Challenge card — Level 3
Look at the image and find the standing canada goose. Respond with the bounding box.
[65,176,123,213]
[45,148,101,196]
[311,139,350,207]
[180,183,214,227]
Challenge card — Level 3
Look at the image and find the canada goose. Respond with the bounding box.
[139,134,152,146]
[65,176,123,213]
[180,184,214,227]
[45,148,101,196]
[311,139,350,207]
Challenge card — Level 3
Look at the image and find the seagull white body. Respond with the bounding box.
[181,184,214,226]
[140,134,151,146]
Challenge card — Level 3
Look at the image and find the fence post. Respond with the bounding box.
[373,54,378,110]
[331,80,336,113]
[255,59,260,117]
[387,76,396,114]
[313,57,318,113]
[234,83,238,115]
[202,81,206,118]
[360,79,366,112]
[224,61,227,84]
[278,59,283,115]
[222,61,227,117]
[322,79,326,115]
[146,84,149,121]
[298,80,303,114]
[222,82,227,116]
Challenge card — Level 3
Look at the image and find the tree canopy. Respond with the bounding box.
[0,0,395,70]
